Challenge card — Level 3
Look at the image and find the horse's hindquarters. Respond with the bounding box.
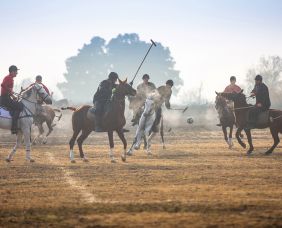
[0,117,12,130]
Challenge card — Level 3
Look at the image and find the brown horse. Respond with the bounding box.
[67,79,136,163]
[215,94,236,148]
[217,91,282,155]
[32,106,62,145]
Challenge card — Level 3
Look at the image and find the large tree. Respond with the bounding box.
[57,33,183,103]
[245,56,282,108]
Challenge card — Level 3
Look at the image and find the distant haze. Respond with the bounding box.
[0,0,282,103]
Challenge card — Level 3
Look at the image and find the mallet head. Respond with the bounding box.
[150,39,157,47]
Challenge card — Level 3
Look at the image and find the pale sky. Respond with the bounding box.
[0,0,282,102]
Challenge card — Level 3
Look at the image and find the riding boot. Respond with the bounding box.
[94,115,104,132]
[11,114,18,134]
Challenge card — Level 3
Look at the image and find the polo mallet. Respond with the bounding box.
[129,39,157,86]
[170,106,189,113]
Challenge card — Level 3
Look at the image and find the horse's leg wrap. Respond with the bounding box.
[7,133,22,162]
[70,150,75,162]
[109,148,116,163]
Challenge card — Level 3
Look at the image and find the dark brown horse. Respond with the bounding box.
[67,79,136,163]
[215,94,236,148]
[217,91,282,155]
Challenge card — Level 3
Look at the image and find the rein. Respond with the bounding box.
[232,106,254,111]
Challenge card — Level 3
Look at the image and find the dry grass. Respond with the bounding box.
[0,129,282,227]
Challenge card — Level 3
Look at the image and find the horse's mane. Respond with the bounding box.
[20,84,35,98]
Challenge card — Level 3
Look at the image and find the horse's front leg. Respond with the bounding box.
[228,125,234,149]
[222,126,229,147]
[116,129,127,162]
[32,124,44,145]
[235,127,246,149]
[127,137,137,156]
[244,128,254,155]
[23,127,34,162]
[146,132,156,155]
[6,132,22,162]
[108,131,116,163]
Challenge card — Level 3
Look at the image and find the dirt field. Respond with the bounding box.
[0,127,282,227]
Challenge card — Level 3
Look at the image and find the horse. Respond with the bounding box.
[32,105,62,145]
[215,94,236,148]
[217,91,282,155]
[0,84,52,162]
[67,79,136,163]
[128,94,165,153]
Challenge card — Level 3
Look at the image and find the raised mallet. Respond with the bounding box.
[129,39,157,86]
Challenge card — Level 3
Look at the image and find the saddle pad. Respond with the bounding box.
[257,110,269,125]
[0,107,12,119]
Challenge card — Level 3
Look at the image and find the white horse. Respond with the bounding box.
[0,83,52,162]
[127,96,156,155]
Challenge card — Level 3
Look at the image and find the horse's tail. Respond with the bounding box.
[61,106,77,111]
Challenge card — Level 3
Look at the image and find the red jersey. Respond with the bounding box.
[1,74,14,96]
[224,84,241,93]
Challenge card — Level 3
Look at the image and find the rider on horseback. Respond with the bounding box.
[217,76,242,126]
[130,79,173,152]
[93,72,118,132]
[33,75,52,124]
[131,74,156,125]
[1,65,23,134]
[246,75,271,129]
[151,79,173,132]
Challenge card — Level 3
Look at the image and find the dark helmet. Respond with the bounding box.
[166,79,174,87]
[108,72,118,80]
[142,74,150,80]
[255,75,262,81]
[230,76,236,81]
[35,75,42,81]
[9,65,19,73]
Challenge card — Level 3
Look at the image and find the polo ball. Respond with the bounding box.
[187,117,194,124]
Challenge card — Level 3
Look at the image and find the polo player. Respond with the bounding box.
[1,65,23,134]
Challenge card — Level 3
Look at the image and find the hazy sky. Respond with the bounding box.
[0,0,282,101]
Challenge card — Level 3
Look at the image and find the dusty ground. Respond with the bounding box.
[0,127,282,227]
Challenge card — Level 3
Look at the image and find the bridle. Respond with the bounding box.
[14,84,50,118]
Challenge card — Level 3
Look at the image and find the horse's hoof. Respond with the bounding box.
[111,159,116,163]
[5,158,11,163]
[83,158,89,162]
[127,152,133,156]
[163,146,166,150]
[71,160,76,163]
[42,141,47,145]
[247,150,253,155]
[265,150,272,155]
[29,159,35,163]
[147,151,153,156]
[121,156,126,162]
[242,143,246,149]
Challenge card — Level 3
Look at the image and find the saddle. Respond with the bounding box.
[247,110,269,128]
[256,111,269,126]
[0,106,12,119]
[87,102,112,120]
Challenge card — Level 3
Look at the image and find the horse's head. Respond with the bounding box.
[215,90,246,105]
[116,78,137,97]
[215,93,227,110]
[22,83,52,105]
